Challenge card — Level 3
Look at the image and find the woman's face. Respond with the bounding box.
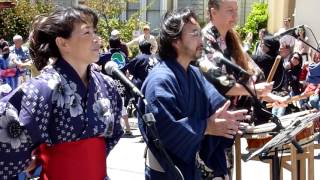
[63,22,101,65]
[298,28,304,36]
[211,0,238,31]
[259,31,265,40]
[290,54,301,66]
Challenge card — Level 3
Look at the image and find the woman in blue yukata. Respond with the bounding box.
[0,6,123,180]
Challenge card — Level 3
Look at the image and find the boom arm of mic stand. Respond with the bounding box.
[133,97,184,180]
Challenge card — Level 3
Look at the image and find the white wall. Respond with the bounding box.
[295,0,320,48]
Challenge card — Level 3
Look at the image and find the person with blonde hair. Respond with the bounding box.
[200,0,287,178]
[127,24,158,54]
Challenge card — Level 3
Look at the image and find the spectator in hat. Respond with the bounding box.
[109,29,129,57]
[127,24,158,54]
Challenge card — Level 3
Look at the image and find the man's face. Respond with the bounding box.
[14,39,23,48]
[279,44,291,58]
[175,18,203,61]
[143,28,150,36]
[283,19,290,28]
[211,0,238,31]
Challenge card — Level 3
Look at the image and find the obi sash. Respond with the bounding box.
[38,137,106,180]
[0,68,17,77]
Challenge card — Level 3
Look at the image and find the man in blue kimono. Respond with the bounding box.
[138,8,249,180]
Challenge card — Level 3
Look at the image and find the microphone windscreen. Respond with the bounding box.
[104,61,118,75]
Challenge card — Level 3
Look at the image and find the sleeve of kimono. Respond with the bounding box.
[0,80,52,179]
[144,76,225,164]
[101,76,124,155]
[199,71,234,175]
[201,36,236,95]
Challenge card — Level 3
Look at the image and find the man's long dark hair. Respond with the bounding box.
[158,8,197,60]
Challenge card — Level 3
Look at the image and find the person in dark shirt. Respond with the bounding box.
[97,36,133,136]
[0,36,9,54]
[123,40,158,89]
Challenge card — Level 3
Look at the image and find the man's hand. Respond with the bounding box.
[205,101,250,138]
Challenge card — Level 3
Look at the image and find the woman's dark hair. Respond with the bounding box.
[159,8,197,60]
[29,6,98,71]
[291,52,303,68]
[297,26,306,38]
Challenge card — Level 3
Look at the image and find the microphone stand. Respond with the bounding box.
[297,37,320,53]
[237,77,304,180]
[132,96,184,180]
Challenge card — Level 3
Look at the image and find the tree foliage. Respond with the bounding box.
[236,2,268,47]
[85,0,156,57]
[0,0,53,42]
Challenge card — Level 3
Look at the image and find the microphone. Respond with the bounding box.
[212,52,251,78]
[105,61,145,99]
[274,25,305,39]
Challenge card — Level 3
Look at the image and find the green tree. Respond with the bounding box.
[85,0,156,57]
[0,0,53,42]
[236,2,268,50]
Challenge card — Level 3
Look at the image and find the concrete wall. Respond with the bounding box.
[267,0,295,34]
[294,0,320,48]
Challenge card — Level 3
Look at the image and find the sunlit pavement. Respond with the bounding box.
[107,118,320,180]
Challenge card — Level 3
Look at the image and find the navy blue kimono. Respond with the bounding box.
[0,58,123,179]
[139,59,230,180]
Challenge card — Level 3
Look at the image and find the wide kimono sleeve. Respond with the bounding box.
[104,92,124,155]
[0,80,52,179]
[199,78,234,176]
[98,73,124,155]
[143,73,223,164]
[201,28,236,95]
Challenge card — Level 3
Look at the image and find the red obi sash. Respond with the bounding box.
[38,137,106,180]
[0,68,17,77]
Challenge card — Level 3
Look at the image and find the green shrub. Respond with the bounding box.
[0,0,53,42]
[236,2,268,51]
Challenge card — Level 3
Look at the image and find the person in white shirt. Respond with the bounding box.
[127,25,158,54]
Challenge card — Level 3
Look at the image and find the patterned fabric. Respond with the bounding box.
[139,59,229,180]
[0,58,123,179]
[201,23,236,95]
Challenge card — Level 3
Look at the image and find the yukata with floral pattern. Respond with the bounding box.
[0,58,123,179]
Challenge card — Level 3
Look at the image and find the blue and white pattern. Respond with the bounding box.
[0,105,27,149]
[0,58,123,179]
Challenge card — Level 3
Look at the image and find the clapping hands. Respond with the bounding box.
[205,101,250,138]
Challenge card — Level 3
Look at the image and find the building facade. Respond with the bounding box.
[124,0,263,32]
